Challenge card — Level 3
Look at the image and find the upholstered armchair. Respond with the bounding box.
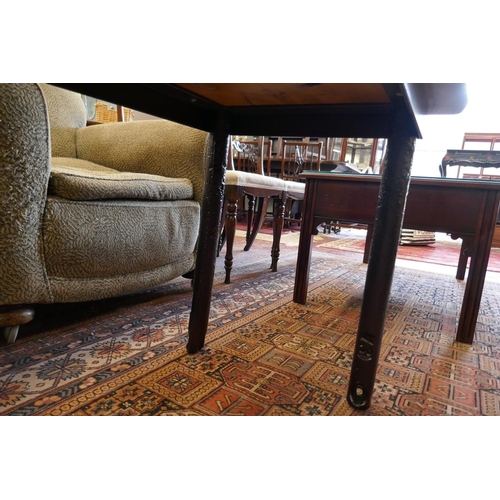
[0,83,210,343]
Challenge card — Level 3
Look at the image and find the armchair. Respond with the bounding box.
[0,83,210,343]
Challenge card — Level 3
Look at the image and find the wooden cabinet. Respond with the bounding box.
[265,136,387,173]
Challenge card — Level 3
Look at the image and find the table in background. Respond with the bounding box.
[293,172,500,345]
[440,149,500,178]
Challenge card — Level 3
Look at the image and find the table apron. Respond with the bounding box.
[313,179,487,235]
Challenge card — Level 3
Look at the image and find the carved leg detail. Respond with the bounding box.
[187,124,229,354]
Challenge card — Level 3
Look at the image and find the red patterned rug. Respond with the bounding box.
[2,233,500,416]
[253,221,500,273]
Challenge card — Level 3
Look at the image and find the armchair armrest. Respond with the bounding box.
[76,120,211,204]
[0,83,53,304]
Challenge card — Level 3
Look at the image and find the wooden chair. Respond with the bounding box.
[233,138,273,245]
[219,137,288,284]
[280,140,323,225]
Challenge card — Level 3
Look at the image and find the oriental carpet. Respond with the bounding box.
[254,221,500,273]
[2,231,500,416]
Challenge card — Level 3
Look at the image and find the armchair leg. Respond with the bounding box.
[0,308,35,344]
[4,326,20,344]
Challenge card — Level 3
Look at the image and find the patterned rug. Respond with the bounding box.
[255,221,500,273]
[2,233,500,416]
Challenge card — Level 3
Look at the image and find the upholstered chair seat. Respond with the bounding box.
[219,138,306,284]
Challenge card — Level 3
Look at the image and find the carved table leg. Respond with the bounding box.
[187,117,229,354]
[347,108,415,410]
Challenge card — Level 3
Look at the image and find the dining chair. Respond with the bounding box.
[218,138,273,252]
[279,140,323,226]
[232,138,273,249]
[219,137,288,284]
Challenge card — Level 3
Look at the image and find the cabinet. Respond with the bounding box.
[264,136,387,173]
[342,138,387,173]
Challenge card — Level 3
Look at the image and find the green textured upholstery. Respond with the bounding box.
[0,84,210,337]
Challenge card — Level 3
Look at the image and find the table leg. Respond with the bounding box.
[187,118,229,354]
[456,237,472,280]
[363,224,374,264]
[347,124,415,410]
[456,191,500,344]
[293,181,317,304]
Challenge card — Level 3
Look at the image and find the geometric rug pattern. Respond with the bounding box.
[2,230,500,416]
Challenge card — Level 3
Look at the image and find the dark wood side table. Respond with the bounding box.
[53,83,467,410]
[440,149,500,177]
[293,172,500,343]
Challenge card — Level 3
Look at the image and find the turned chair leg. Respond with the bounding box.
[245,195,255,247]
[217,200,228,257]
[271,194,286,272]
[245,197,269,252]
[0,308,35,343]
[224,198,237,284]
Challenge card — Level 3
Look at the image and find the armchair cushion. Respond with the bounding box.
[50,157,193,201]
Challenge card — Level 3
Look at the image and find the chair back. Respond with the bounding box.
[39,83,87,158]
[228,137,272,175]
[280,140,323,181]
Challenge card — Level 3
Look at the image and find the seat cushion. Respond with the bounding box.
[49,157,193,201]
[226,170,287,190]
[284,180,306,197]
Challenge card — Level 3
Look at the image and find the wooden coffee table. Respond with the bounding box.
[293,172,500,346]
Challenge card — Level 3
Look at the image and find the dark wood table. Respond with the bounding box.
[293,172,500,344]
[53,83,467,410]
[440,149,500,177]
